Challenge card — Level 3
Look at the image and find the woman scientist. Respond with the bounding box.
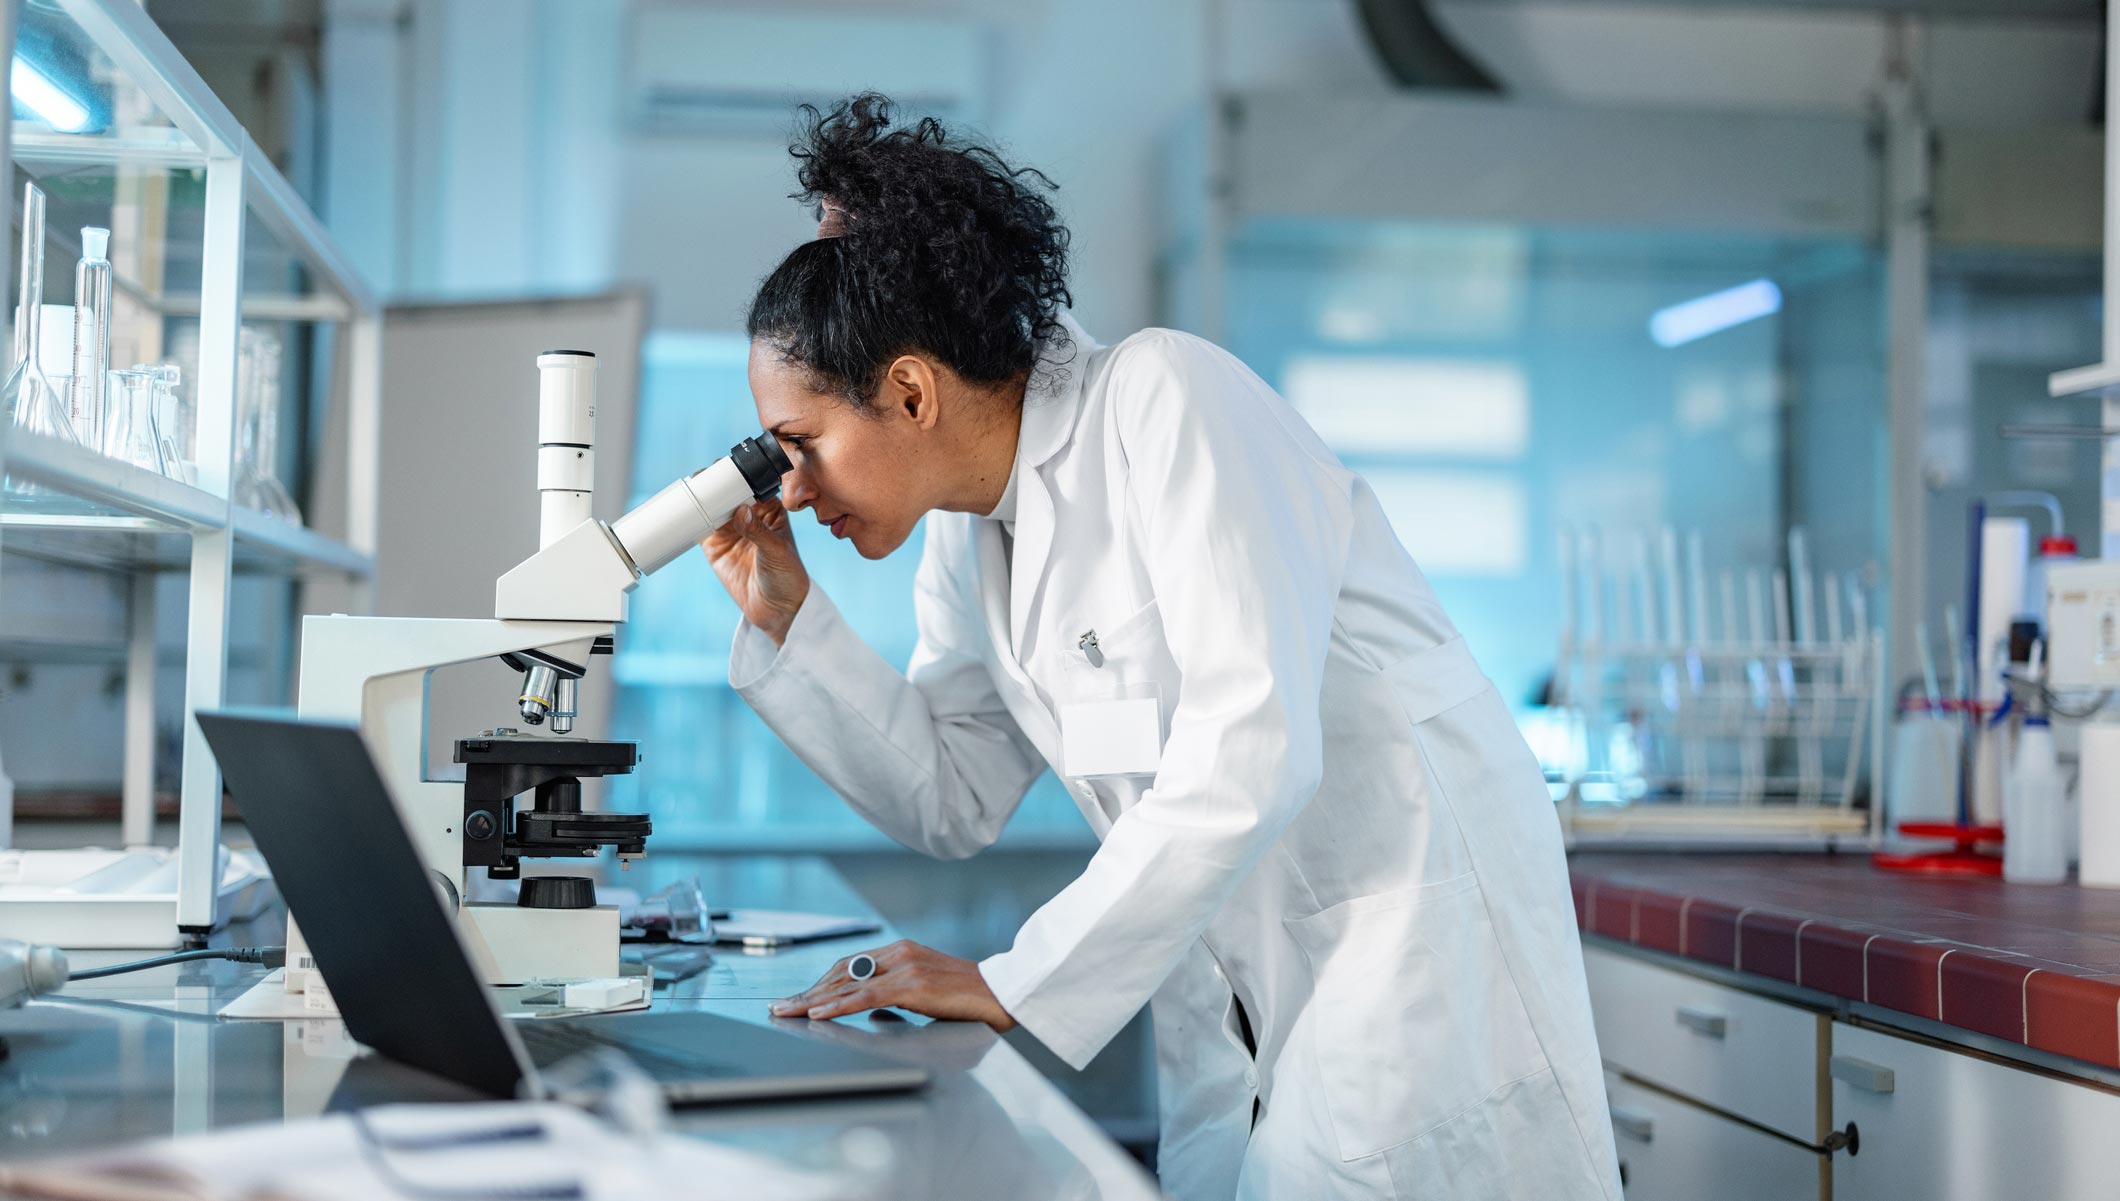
[707,94,1620,1201]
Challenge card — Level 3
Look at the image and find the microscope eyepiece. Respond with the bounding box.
[604,432,797,581]
[728,433,793,498]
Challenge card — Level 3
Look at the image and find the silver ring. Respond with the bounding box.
[848,953,877,981]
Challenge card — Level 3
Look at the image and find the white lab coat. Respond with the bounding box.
[729,323,1621,1201]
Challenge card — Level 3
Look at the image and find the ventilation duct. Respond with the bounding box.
[1355,0,1502,92]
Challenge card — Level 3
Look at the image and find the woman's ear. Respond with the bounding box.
[884,355,943,430]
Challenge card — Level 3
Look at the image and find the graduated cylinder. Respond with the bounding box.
[536,350,597,548]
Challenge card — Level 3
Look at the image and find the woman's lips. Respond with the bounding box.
[830,515,849,539]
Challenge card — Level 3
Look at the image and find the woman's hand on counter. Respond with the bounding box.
[702,498,811,646]
[771,940,1019,1032]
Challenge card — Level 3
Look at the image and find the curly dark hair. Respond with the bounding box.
[746,93,1073,408]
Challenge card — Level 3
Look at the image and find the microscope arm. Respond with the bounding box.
[492,434,791,624]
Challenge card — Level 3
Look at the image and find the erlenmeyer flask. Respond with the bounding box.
[103,367,166,474]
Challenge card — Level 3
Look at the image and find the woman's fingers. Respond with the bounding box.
[802,984,883,1021]
[768,959,850,1016]
[770,946,897,1017]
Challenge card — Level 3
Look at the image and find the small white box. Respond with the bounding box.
[562,976,648,1009]
[2045,561,2120,689]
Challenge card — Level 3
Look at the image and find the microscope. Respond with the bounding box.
[282,351,790,998]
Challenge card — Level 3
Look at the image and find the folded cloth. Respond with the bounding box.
[0,1101,865,1201]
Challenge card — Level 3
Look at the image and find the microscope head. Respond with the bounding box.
[492,351,792,728]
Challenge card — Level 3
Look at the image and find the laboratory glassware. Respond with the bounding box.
[3,182,77,445]
[101,367,166,474]
[1549,522,1883,848]
[68,227,112,454]
[236,326,301,522]
[148,364,192,483]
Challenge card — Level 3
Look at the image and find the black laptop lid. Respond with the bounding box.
[196,709,530,1099]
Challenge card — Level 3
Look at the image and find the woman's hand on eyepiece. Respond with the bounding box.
[702,498,812,646]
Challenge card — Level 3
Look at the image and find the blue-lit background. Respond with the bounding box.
[610,222,1908,846]
[606,332,1087,852]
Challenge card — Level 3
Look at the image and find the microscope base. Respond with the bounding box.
[463,902,619,984]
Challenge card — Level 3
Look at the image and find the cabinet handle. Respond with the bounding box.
[1829,1054,1896,1094]
[1610,1106,1655,1144]
[1675,1005,1728,1038]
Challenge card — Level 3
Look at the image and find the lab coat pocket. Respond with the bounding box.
[1060,597,1168,688]
[1285,873,1547,1162]
[1058,598,1174,776]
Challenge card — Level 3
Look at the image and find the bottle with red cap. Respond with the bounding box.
[2027,534,2079,627]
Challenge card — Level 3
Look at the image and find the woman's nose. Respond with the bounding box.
[780,465,817,511]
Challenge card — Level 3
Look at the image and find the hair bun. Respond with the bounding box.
[749,93,1073,404]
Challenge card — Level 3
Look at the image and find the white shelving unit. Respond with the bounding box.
[0,0,380,944]
[2045,2,2118,560]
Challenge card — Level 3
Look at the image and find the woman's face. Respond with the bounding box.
[747,342,935,560]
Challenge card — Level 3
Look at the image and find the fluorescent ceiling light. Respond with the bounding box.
[1649,279,1781,348]
[12,57,91,133]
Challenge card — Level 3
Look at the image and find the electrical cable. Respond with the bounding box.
[2001,667,2114,722]
[67,946,285,982]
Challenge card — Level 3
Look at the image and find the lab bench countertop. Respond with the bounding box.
[1570,850,2120,1074]
[0,855,1160,1201]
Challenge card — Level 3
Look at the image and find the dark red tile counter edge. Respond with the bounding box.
[1571,855,2120,1072]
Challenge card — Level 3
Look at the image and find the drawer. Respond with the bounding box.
[1584,943,1824,1140]
[1606,1072,1823,1201]
[1831,1022,2120,1201]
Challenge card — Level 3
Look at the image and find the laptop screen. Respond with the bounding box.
[197,709,531,1099]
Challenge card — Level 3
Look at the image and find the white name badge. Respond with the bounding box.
[1059,697,1163,778]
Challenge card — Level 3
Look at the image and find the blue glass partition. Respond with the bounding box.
[1221,219,1888,720]
[608,332,1086,850]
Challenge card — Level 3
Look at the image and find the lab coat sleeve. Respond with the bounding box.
[979,332,1353,1069]
[727,530,1045,859]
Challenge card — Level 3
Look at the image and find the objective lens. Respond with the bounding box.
[518,664,558,725]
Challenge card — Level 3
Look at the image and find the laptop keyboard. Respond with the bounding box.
[515,1019,732,1079]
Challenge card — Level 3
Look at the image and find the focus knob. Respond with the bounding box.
[518,875,597,910]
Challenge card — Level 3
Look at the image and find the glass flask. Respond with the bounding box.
[149,364,192,483]
[3,182,77,445]
[101,367,165,474]
[236,326,300,522]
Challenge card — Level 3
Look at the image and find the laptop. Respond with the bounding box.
[196,709,929,1105]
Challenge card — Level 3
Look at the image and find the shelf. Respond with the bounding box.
[11,126,204,170]
[0,430,372,576]
[1,509,372,577]
[228,505,372,576]
[2049,361,2120,398]
[2,428,221,529]
[1,0,384,942]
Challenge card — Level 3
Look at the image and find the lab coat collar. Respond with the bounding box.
[1001,314,1098,658]
[986,456,1020,528]
[1015,312,1098,474]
